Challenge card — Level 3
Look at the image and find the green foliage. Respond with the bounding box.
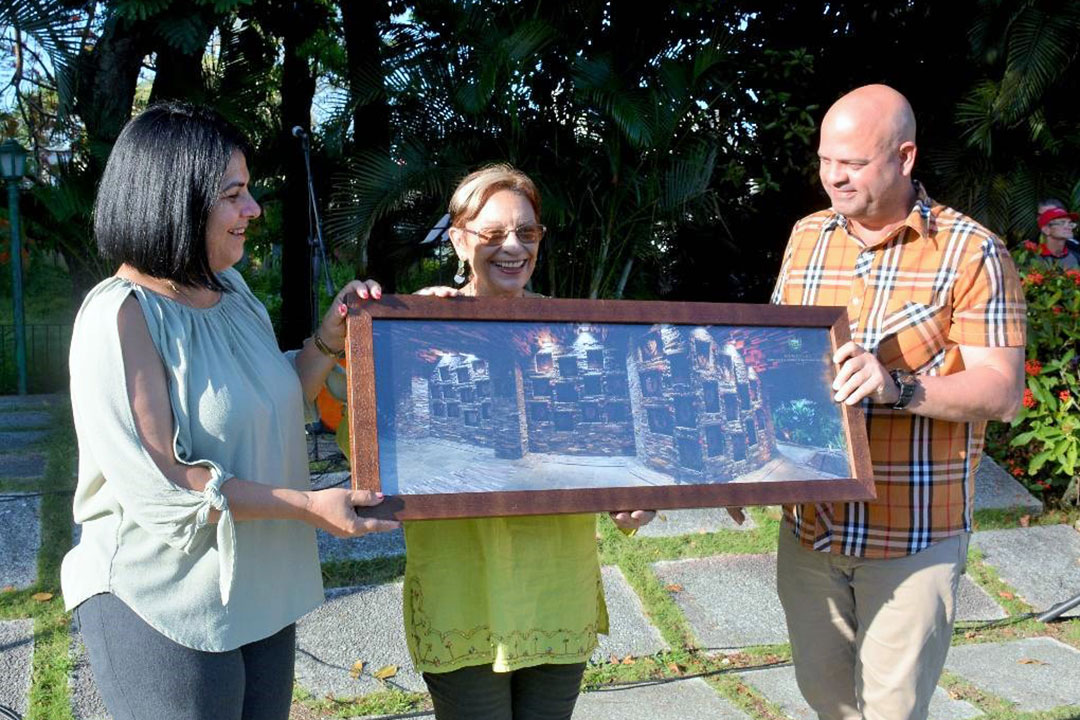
[239,254,283,335]
[936,0,1080,240]
[771,398,845,450]
[986,243,1080,503]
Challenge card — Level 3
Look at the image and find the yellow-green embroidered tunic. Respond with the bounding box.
[403,513,608,673]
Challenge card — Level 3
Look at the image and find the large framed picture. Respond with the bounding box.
[345,296,874,520]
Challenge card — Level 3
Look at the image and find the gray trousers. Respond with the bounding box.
[76,593,295,720]
[423,662,587,720]
[777,527,968,720]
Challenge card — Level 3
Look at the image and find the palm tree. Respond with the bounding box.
[325,1,740,299]
[933,0,1080,238]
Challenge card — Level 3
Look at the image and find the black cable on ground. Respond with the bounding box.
[955,613,1038,633]
[582,658,793,692]
[0,488,74,503]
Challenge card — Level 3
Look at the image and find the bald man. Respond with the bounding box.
[771,85,1026,720]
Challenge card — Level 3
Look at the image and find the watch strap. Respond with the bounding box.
[889,369,917,410]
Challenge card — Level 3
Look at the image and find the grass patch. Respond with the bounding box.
[0,398,77,720]
[964,547,1035,616]
[321,555,406,590]
[292,683,430,719]
[596,512,697,651]
[938,669,1014,715]
[973,506,1080,531]
[704,673,788,720]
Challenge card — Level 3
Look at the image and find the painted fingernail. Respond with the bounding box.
[338,303,347,316]
[375,492,384,498]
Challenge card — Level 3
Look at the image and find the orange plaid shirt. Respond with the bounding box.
[771,183,1027,558]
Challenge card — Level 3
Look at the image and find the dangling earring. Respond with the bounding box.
[453,258,467,285]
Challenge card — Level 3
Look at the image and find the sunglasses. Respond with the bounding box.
[460,224,547,246]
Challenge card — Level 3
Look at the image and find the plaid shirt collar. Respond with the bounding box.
[823,180,936,248]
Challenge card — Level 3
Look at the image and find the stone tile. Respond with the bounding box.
[317,528,406,564]
[956,575,1007,623]
[309,470,352,491]
[0,619,34,717]
[971,525,1080,618]
[69,625,109,720]
[652,554,786,650]
[593,566,667,663]
[945,637,1080,712]
[974,458,1041,514]
[637,508,756,538]
[295,583,424,699]
[739,664,981,720]
[0,494,40,588]
[0,411,51,430]
[0,429,49,450]
[0,452,46,479]
[574,677,750,719]
[307,433,347,464]
[0,394,60,411]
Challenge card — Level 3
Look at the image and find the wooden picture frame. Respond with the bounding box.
[345,295,874,520]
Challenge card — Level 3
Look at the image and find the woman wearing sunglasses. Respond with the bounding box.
[399,164,654,719]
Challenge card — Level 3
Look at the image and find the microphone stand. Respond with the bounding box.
[1036,591,1080,623]
[294,128,335,333]
[294,128,336,447]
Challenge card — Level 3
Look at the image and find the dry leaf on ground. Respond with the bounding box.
[31,592,53,602]
[373,664,399,680]
[665,583,684,592]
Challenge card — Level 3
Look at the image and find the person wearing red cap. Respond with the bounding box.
[1036,207,1080,270]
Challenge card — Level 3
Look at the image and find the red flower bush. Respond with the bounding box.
[987,242,1080,504]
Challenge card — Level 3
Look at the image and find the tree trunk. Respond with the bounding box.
[278,23,317,350]
[148,40,208,104]
[341,0,395,290]
[74,13,153,174]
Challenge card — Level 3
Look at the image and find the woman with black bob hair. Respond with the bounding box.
[62,102,399,720]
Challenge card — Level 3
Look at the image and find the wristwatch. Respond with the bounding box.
[889,369,918,410]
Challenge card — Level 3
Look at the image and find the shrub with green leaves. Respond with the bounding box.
[986,242,1080,504]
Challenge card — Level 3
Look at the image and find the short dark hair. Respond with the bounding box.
[94,102,252,290]
[1037,197,1065,213]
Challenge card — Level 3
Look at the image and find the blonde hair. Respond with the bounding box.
[448,164,541,227]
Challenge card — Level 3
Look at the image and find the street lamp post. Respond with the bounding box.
[0,139,28,395]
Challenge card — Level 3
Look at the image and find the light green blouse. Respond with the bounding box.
[403,514,608,673]
[61,268,324,652]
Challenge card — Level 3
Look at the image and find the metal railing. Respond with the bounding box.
[0,323,72,394]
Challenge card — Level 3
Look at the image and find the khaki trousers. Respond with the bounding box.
[776,526,968,720]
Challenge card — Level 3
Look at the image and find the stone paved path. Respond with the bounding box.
[971,525,1080,619]
[2,400,1078,720]
[0,495,40,589]
[0,619,34,717]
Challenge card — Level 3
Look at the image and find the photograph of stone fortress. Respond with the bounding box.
[373,320,844,494]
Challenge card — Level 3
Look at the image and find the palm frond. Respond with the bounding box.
[3,0,88,116]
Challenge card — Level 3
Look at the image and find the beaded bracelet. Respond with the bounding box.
[312,330,346,359]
